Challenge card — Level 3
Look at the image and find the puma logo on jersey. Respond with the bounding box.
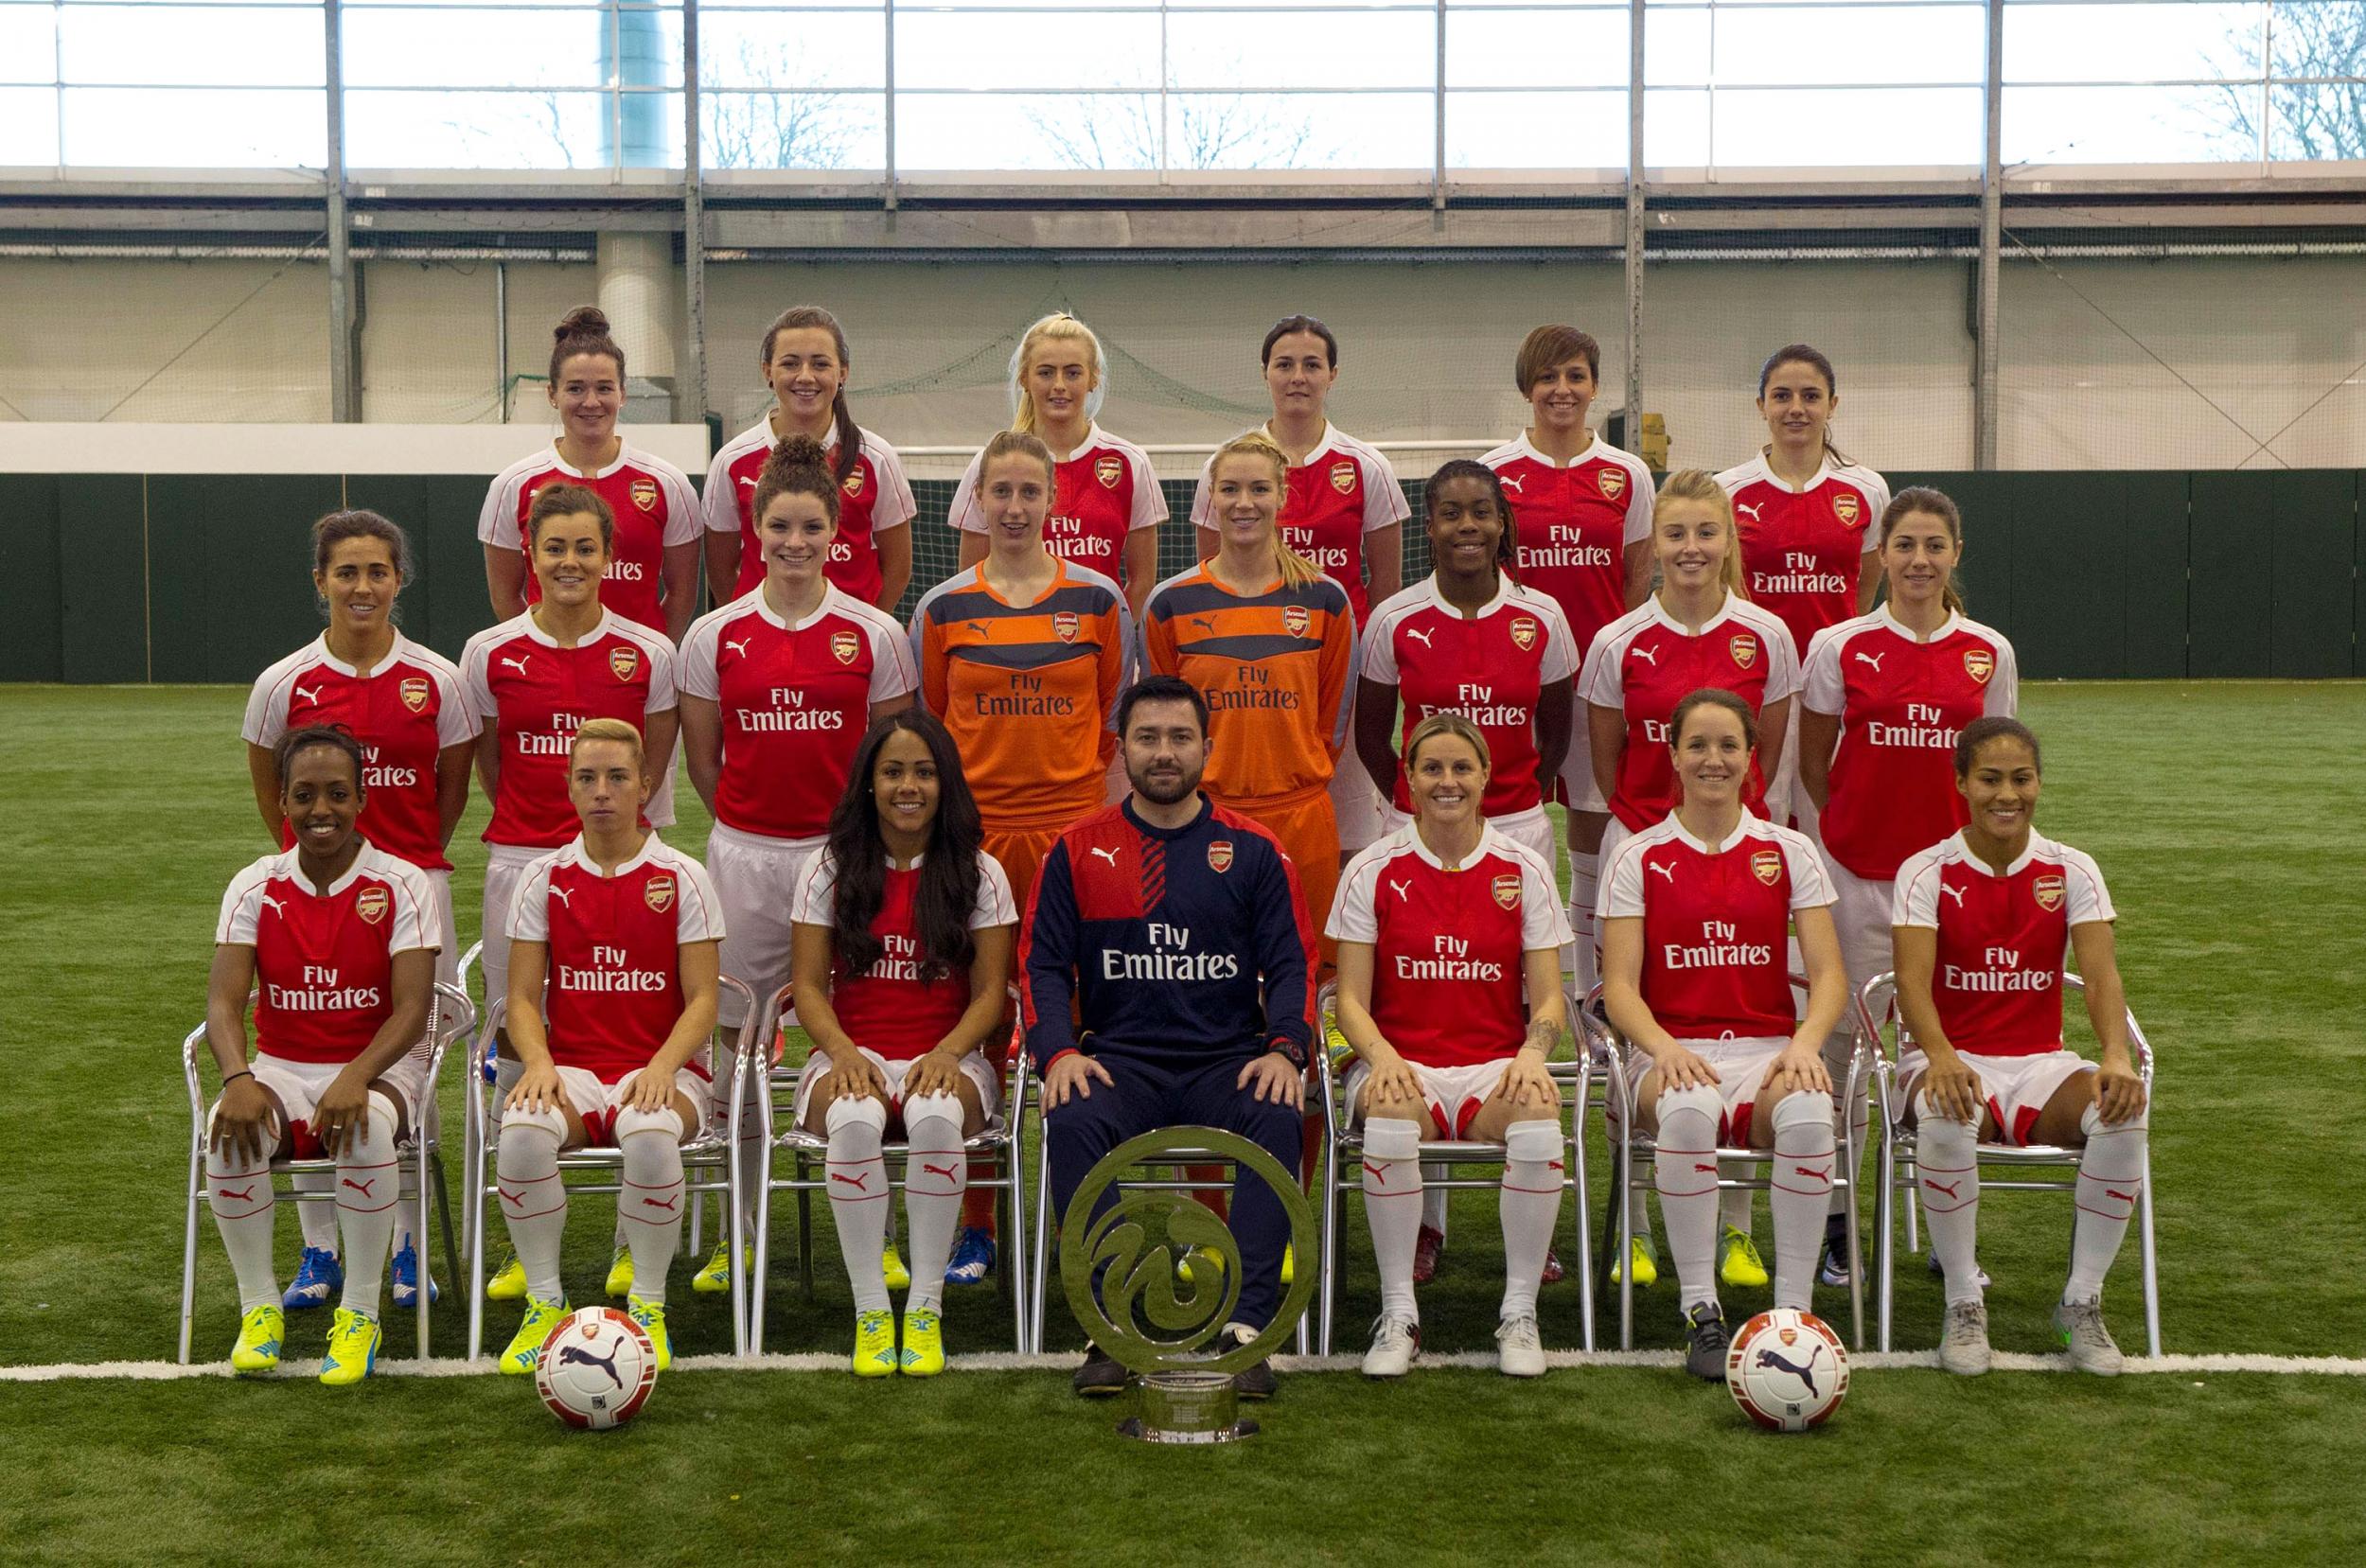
[738,476,757,488]
[1736,502,1764,522]
[294,684,323,704]
[1190,615,1217,636]
[1854,649,1886,673]
[1497,474,1527,494]
[1404,627,1435,648]
[501,655,532,675]
[257,892,286,918]
[1648,862,1677,884]
[1631,644,1660,666]
[723,637,752,659]
[1387,877,1412,902]
[1089,847,1121,869]
[548,885,574,908]
[1939,883,1966,907]
[965,622,990,640]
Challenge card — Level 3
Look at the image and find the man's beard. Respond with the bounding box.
[1128,757,1201,805]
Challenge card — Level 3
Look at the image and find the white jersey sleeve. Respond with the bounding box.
[867,434,918,533]
[668,849,725,944]
[1508,839,1575,951]
[1774,824,1836,910]
[1892,841,1950,928]
[790,852,839,928]
[1800,624,1847,716]
[1620,453,1657,544]
[650,456,703,548]
[1598,832,1650,923]
[1531,592,1580,685]
[1351,437,1413,532]
[850,598,917,703]
[2057,843,2115,926]
[1325,842,1390,945]
[1580,614,1638,711]
[506,854,559,943]
[1759,608,1805,706]
[1356,588,1418,685]
[216,856,278,945]
[240,649,304,749]
[377,854,434,955]
[1122,440,1169,531]
[1850,467,1893,555]
[623,623,679,714]
[476,456,538,552]
[675,605,727,702]
[412,642,479,749]
[1188,452,1217,531]
[973,853,1018,927]
[1982,625,2020,718]
[946,449,990,535]
[700,445,739,537]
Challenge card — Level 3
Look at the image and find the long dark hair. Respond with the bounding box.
[824,709,984,985]
[761,306,862,484]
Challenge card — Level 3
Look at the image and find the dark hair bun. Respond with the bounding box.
[772,434,831,472]
[555,305,611,342]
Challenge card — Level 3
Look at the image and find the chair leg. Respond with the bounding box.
[1876,1126,1896,1353]
[179,1146,203,1365]
[1005,1140,1029,1354]
[466,1091,488,1362]
[2139,1142,2162,1357]
[796,1152,815,1303]
[431,1152,460,1312]
[413,1144,433,1361]
[1617,1119,1636,1351]
[1030,1130,1052,1354]
[689,1189,704,1258]
[1316,1143,1337,1358]
[1570,1118,1596,1353]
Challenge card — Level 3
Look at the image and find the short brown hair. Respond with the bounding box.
[1515,325,1600,394]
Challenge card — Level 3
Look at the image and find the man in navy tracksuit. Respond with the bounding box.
[1024,676,1316,1399]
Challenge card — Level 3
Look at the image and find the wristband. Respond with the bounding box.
[221,1070,255,1087]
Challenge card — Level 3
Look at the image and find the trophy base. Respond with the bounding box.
[1117,1370,1258,1444]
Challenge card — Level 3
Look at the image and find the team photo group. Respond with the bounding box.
[203,299,2148,1406]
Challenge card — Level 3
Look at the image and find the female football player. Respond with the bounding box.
[1892,717,2145,1377]
[1715,343,1891,829]
[951,311,1167,618]
[910,429,1128,1281]
[1331,714,1572,1380]
[680,435,916,1292]
[462,482,680,1306]
[1797,487,2018,1287]
[1149,431,1354,940]
[1583,470,1797,1290]
[1483,325,1655,995]
[703,305,917,611]
[244,508,474,1311]
[494,719,724,1376]
[789,710,1016,1375]
[205,727,438,1383]
[1599,689,1846,1381]
[479,306,701,643]
[1191,315,1407,864]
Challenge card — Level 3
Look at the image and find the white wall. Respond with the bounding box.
[3,253,2358,474]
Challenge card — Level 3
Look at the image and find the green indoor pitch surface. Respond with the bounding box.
[3,682,2363,1562]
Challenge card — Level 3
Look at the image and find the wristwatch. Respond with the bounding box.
[1266,1034,1309,1071]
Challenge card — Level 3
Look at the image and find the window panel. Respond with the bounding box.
[1645,6,1710,87]
[1446,9,1628,91]
[2002,81,2258,162]
[2004,4,2262,85]
[2,9,56,86]
[345,86,683,167]
[1166,90,1433,168]
[2270,1,2366,79]
[894,11,1162,92]
[700,9,887,90]
[1166,9,1435,93]
[2269,81,2366,160]
[343,9,682,92]
[1709,8,1985,87]
[893,91,1163,169]
[702,88,884,167]
[62,85,325,164]
[1643,85,1709,164]
[1711,85,1981,162]
[1,85,60,162]
[59,5,324,88]
[1446,88,1627,167]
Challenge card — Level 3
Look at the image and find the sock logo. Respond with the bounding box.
[642,1192,680,1213]
[2106,1188,2138,1203]
[1792,1164,1831,1182]
[1360,1161,1389,1184]
[1693,1162,1718,1174]
[1924,1179,1962,1200]
[341,1177,376,1198]
[498,1186,523,1207]
[217,1185,256,1202]
[831,1172,872,1191]
[921,1162,959,1182]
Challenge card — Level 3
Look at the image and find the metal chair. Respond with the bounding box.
[178,981,475,1364]
[733,984,1033,1355]
[1860,971,2162,1355]
[1025,1075,1318,1359]
[462,976,756,1360]
[1315,1032,1597,1355]
[1581,979,1870,1349]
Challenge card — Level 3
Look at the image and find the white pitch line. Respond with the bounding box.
[5,1350,2361,1383]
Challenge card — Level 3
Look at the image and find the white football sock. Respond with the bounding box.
[826,1095,892,1313]
[2067,1101,2147,1305]
[205,1112,280,1312]
[333,1091,400,1316]
[1823,1027,1865,1218]
[1421,1167,1449,1238]
[1566,849,1598,998]
[615,1104,686,1307]
[1498,1120,1565,1321]
[1769,1090,1837,1310]
[293,1168,338,1257]
[1913,1090,1982,1306]
[1652,1084,1721,1313]
[902,1092,966,1315]
[1360,1118,1423,1319]
[497,1104,569,1304]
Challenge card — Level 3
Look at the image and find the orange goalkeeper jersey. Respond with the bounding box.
[911,559,1129,829]
[1141,563,1354,806]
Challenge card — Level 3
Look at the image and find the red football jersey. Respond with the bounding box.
[478,444,700,634]
[1602,814,1833,1042]
[702,420,918,605]
[1328,825,1569,1067]
[1715,452,1892,657]
[460,610,678,851]
[950,424,1168,591]
[1802,609,2019,882]
[791,851,1017,1062]
[1190,428,1409,624]
[677,586,915,840]
[1485,432,1655,659]
[1895,831,2114,1063]
[217,844,434,1066]
[243,634,476,872]
[509,835,723,1080]
[1361,576,1579,818]
[1581,596,1800,834]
